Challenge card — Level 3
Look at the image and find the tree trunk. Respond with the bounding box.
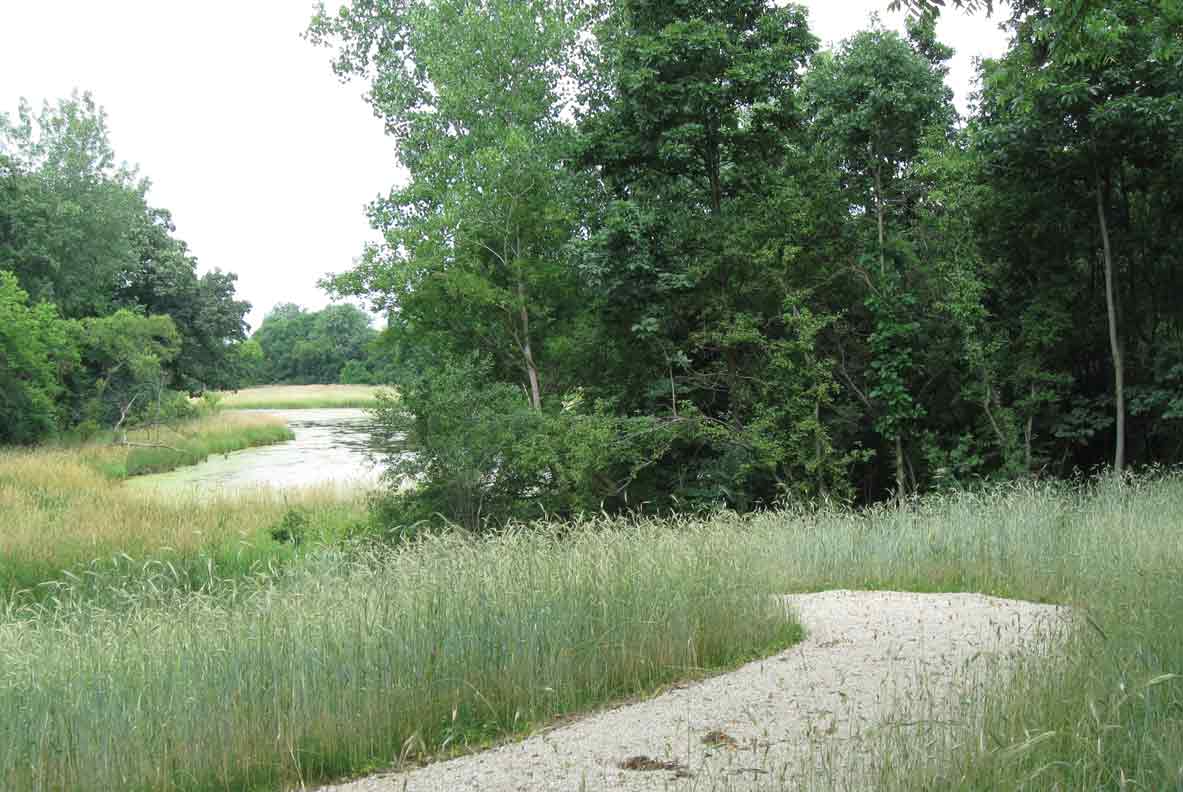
[726,348,742,431]
[1025,384,1035,474]
[875,163,886,276]
[669,362,678,418]
[815,396,828,499]
[895,434,906,504]
[517,280,542,411]
[1095,168,1125,476]
[983,379,1009,457]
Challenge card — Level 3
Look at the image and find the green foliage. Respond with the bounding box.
[313,0,1183,517]
[0,93,144,319]
[270,507,309,545]
[0,271,78,443]
[972,0,1183,474]
[337,358,372,385]
[312,0,585,409]
[249,302,377,384]
[371,355,677,531]
[76,309,181,430]
[0,92,252,443]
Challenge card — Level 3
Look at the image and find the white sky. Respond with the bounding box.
[1,1,1010,332]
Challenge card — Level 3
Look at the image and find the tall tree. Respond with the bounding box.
[310,0,584,410]
[974,0,1183,475]
[118,207,250,391]
[576,0,824,505]
[0,271,78,444]
[250,303,376,384]
[0,94,146,318]
[803,21,954,498]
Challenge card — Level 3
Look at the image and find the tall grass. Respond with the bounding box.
[214,384,391,410]
[0,523,799,792]
[1,476,1180,790]
[77,412,295,478]
[692,477,1183,791]
[839,478,1183,792]
[0,442,363,597]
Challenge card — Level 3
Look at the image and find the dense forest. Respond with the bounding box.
[0,95,388,444]
[307,0,1183,526]
[243,302,384,386]
[0,94,256,444]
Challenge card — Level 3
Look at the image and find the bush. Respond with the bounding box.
[338,359,373,385]
[369,356,682,533]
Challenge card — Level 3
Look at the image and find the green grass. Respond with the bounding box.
[838,479,1183,792]
[74,412,295,479]
[0,522,800,792]
[1,477,1181,790]
[213,384,391,410]
[694,478,1183,791]
[0,434,363,598]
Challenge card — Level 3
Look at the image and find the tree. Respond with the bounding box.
[0,271,78,444]
[77,310,181,433]
[310,0,584,411]
[2,92,250,393]
[117,207,250,391]
[0,93,146,319]
[250,303,376,384]
[803,21,954,498]
[575,0,829,506]
[974,0,1183,475]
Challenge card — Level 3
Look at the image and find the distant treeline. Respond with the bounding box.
[1,94,254,444]
[239,302,387,386]
[307,0,1183,527]
[0,95,397,445]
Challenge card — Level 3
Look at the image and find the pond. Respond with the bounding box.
[128,409,394,495]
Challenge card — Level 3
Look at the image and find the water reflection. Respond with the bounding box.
[129,409,393,494]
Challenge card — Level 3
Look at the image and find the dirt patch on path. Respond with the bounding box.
[316,590,1070,791]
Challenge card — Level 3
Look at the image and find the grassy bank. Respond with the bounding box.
[213,383,391,409]
[1,478,1180,790]
[0,413,361,597]
[78,412,295,478]
[0,523,799,792]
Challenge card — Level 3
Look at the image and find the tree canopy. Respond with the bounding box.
[247,302,379,385]
[1,93,255,442]
[307,0,1183,528]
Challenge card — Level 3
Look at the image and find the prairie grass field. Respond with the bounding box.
[0,518,800,792]
[0,413,331,596]
[0,474,1179,790]
[83,412,295,478]
[213,384,391,410]
[746,476,1183,791]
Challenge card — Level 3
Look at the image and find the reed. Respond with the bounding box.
[213,384,392,410]
[0,414,359,598]
[72,412,295,479]
[0,520,799,792]
[2,473,1180,791]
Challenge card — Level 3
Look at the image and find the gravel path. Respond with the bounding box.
[317,590,1070,791]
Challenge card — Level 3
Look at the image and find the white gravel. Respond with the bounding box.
[316,590,1071,792]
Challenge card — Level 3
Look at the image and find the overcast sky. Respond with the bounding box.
[1,1,1010,332]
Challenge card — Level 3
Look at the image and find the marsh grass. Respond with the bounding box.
[0,522,800,792]
[53,411,296,480]
[1,476,1181,790]
[0,440,363,597]
[214,384,392,410]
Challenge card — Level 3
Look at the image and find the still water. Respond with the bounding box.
[129,409,389,494]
